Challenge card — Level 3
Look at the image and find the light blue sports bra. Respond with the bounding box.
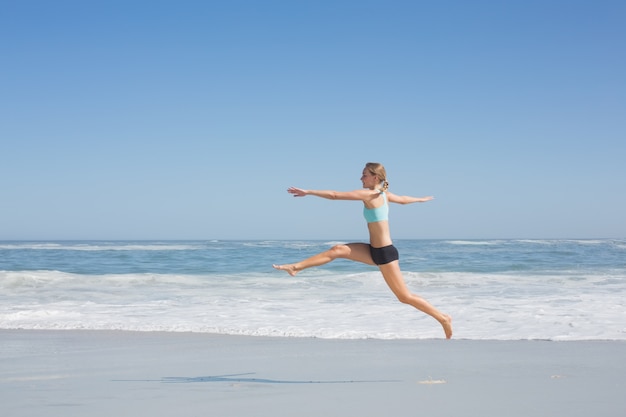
[363,192,389,223]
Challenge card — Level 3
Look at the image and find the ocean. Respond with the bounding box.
[1,239,624,341]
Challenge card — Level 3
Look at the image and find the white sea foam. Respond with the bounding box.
[1,269,624,341]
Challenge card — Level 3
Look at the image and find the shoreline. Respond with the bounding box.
[1,330,625,416]
[2,327,625,341]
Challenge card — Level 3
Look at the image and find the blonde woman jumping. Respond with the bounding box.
[273,162,452,339]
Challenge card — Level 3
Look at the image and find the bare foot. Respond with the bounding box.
[441,314,453,339]
[272,264,299,277]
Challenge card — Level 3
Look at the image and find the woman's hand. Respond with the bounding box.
[287,187,308,197]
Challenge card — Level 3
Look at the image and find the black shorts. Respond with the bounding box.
[369,244,399,265]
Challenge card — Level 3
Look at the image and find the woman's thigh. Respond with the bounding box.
[342,243,376,265]
[378,261,411,297]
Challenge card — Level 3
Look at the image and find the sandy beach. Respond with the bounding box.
[1,330,624,417]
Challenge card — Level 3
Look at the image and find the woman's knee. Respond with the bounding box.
[328,244,351,259]
[394,291,414,305]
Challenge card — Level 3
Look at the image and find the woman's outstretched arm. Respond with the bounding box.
[386,191,434,205]
[287,187,378,201]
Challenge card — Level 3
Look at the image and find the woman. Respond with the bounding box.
[273,162,453,339]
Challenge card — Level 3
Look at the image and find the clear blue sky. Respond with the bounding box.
[2,0,624,240]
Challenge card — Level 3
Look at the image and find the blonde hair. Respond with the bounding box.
[365,162,389,191]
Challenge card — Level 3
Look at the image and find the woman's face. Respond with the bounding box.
[361,168,379,189]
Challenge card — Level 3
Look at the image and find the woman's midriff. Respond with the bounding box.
[367,221,393,248]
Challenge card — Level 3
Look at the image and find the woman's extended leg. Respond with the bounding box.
[273,243,375,276]
[379,261,453,339]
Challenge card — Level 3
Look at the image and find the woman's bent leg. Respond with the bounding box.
[273,243,374,276]
[379,261,453,339]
